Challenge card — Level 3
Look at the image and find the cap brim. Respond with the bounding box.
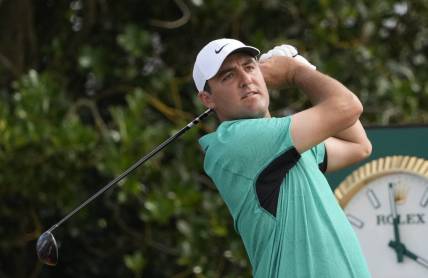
[229,46,260,58]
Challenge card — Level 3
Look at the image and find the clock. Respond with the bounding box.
[335,156,428,278]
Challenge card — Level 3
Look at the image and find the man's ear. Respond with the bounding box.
[197,91,215,110]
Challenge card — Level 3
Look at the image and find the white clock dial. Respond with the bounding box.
[344,172,428,278]
[335,156,428,278]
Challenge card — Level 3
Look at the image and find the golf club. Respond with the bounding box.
[36,108,213,266]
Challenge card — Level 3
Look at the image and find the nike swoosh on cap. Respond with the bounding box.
[215,43,229,54]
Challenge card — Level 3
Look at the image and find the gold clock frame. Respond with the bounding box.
[335,156,428,208]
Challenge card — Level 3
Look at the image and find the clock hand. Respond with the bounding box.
[388,183,404,262]
[389,241,428,269]
[403,249,428,269]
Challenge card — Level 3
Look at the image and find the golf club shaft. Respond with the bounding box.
[47,108,213,233]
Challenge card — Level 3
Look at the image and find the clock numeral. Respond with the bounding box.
[366,189,381,209]
[347,214,364,229]
[420,188,428,208]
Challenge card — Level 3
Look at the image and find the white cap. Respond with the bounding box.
[193,38,260,92]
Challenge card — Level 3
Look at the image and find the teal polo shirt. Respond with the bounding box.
[199,116,371,278]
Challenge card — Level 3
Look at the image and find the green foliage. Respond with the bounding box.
[0,0,427,277]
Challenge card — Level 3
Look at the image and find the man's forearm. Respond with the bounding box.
[261,56,357,105]
[324,120,372,172]
[333,120,368,143]
[261,57,362,115]
[292,64,357,106]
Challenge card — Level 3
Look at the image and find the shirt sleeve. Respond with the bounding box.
[220,117,295,164]
[311,143,328,173]
[202,116,295,180]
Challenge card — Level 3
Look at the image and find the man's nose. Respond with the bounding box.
[238,70,252,88]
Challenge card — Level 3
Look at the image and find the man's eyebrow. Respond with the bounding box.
[215,57,256,79]
[242,57,256,65]
[216,66,234,79]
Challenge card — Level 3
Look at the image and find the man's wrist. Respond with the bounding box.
[291,62,319,88]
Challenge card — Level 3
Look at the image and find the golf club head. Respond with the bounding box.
[36,231,58,266]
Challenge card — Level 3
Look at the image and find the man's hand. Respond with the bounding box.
[259,44,316,70]
[259,44,316,89]
[259,56,305,89]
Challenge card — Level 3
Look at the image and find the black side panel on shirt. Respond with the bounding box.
[318,149,328,173]
[255,147,301,217]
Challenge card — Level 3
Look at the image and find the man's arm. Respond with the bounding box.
[324,121,372,172]
[259,56,371,168]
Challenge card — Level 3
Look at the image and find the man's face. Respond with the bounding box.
[199,52,270,121]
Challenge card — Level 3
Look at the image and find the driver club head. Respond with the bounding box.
[36,231,58,266]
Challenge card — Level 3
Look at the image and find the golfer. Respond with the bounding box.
[193,38,372,277]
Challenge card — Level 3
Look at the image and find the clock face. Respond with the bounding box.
[344,172,428,278]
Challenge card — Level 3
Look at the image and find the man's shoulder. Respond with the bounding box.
[199,116,292,150]
[219,116,292,134]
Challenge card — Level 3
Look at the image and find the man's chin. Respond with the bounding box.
[218,107,270,121]
[236,109,270,120]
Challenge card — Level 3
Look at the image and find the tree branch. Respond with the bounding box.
[67,98,109,134]
[149,0,190,29]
